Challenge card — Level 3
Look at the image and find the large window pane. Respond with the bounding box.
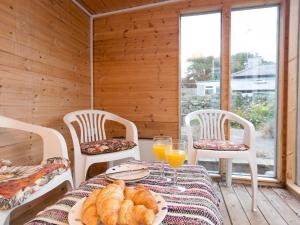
[180,12,221,173]
[230,6,279,177]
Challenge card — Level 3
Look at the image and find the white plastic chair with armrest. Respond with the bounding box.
[185,109,257,211]
[0,115,73,225]
[64,110,140,187]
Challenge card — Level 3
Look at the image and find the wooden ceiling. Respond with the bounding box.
[76,0,166,14]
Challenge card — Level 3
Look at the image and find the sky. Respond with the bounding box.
[180,6,279,76]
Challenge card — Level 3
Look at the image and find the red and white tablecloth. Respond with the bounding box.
[26,160,223,225]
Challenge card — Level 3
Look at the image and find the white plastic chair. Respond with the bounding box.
[0,115,73,225]
[64,110,140,187]
[185,109,257,211]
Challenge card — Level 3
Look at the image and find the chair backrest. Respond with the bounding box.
[63,110,124,143]
[185,109,229,140]
[0,115,69,162]
[185,109,255,150]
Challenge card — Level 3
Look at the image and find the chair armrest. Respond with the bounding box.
[226,113,256,149]
[112,116,139,144]
[40,128,69,162]
[185,114,195,150]
[63,116,82,158]
[0,115,69,162]
[185,114,203,164]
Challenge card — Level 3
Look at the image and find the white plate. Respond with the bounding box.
[105,164,150,183]
[68,191,168,225]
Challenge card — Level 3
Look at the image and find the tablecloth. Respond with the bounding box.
[25,160,223,225]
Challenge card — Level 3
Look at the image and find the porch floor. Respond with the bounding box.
[214,182,300,225]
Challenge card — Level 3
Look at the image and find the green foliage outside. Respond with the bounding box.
[231,93,276,137]
[181,92,276,137]
[182,52,273,88]
[181,94,220,116]
[183,56,220,87]
[231,52,272,73]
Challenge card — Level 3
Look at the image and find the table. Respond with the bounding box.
[26,160,223,225]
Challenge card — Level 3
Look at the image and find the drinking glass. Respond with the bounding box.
[152,136,172,182]
[165,141,186,192]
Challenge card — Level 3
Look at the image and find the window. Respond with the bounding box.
[180,5,280,178]
[230,6,279,177]
[180,12,221,173]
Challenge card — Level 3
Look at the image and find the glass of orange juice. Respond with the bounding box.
[165,141,186,192]
[153,136,172,182]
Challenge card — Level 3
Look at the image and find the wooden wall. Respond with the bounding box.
[93,3,180,138]
[93,0,283,139]
[286,0,300,191]
[0,0,90,165]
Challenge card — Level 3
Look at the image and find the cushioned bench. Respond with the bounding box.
[0,157,70,210]
[0,115,73,225]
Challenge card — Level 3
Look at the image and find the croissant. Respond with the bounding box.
[81,189,101,225]
[118,200,155,225]
[118,200,136,225]
[97,180,125,225]
[124,185,158,214]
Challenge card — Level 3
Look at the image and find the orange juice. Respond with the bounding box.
[165,150,186,168]
[153,144,165,161]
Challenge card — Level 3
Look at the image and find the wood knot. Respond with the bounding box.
[148,22,154,27]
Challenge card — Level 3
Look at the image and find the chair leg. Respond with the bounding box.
[84,162,91,181]
[133,149,141,160]
[66,171,74,191]
[75,159,86,188]
[226,159,232,187]
[66,181,73,192]
[75,169,84,188]
[108,161,114,168]
[189,149,198,165]
[249,157,258,211]
[0,210,10,225]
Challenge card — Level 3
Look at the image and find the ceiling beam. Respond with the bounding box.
[71,0,92,17]
[72,0,187,18]
[93,0,186,18]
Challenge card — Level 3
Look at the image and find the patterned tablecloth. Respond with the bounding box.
[26,160,223,225]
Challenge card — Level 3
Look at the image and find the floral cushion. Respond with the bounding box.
[194,139,249,151]
[80,139,137,155]
[0,157,70,210]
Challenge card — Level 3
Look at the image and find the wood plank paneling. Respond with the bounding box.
[262,187,300,224]
[245,186,288,225]
[233,184,268,225]
[213,182,232,225]
[93,3,180,138]
[0,0,90,166]
[220,184,251,225]
[272,187,300,216]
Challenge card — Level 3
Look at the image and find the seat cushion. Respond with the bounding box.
[0,157,70,210]
[193,139,249,151]
[80,139,137,155]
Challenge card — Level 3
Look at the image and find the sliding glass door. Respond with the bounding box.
[180,12,221,173]
[230,6,279,177]
[180,5,280,178]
